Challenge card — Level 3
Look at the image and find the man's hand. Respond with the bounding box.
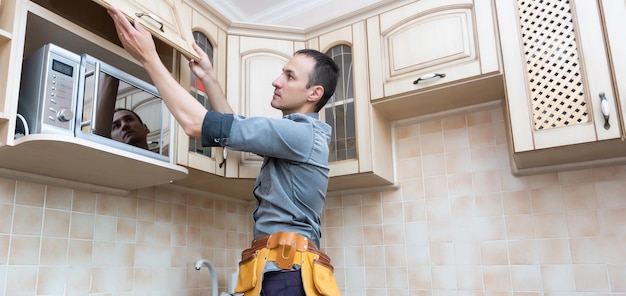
[188,42,215,82]
[107,6,160,66]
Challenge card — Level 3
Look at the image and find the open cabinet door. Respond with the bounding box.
[92,0,198,60]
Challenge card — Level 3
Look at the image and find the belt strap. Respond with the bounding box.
[246,232,332,270]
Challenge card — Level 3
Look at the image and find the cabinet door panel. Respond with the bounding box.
[93,0,197,59]
[368,0,502,121]
[381,7,478,96]
[600,0,626,134]
[498,0,620,152]
[226,36,298,179]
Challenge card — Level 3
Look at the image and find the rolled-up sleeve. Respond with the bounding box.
[201,111,234,147]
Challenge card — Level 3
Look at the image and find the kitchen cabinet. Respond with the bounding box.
[167,5,259,200]
[307,22,395,192]
[0,0,19,144]
[497,0,626,174]
[92,0,199,60]
[223,35,304,179]
[367,0,503,120]
[173,5,227,178]
[0,0,188,190]
[601,0,626,137]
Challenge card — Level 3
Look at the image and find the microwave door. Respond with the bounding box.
[77,57,169,162]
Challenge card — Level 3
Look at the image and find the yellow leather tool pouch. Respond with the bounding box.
[301,251,341,296]
[235,247,269,296]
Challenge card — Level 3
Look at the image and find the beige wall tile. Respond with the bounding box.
[2,106,625,295]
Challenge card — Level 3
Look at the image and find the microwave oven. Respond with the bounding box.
[16,43,171,162]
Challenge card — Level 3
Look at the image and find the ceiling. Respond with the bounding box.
[204,0,394,30]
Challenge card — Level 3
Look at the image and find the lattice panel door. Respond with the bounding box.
[517,0,588,130]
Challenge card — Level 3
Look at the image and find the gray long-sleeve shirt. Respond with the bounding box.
[201,111,331,248]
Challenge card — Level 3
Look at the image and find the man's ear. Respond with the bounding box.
[308,85,324,102]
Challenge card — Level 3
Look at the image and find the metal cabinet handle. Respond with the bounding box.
[413,73,446,84]
[219,149,227,168]
[135,12,164,32]
[600,92,610,130]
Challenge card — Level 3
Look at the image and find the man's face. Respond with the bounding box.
[271,54,320,115]
[111,110,149,148]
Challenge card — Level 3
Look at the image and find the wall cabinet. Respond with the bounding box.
[497,0,626,174]
[0,0,188,190]
[367,0,503,120]
[170,4,229,189]
[307,23,395,192]
[0,0,20,144]
[224,35,303,180]
[601,0,626,137]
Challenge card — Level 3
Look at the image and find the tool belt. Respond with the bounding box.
[235,231,340,296]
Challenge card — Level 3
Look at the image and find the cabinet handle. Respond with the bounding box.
[600,92,610,130]
[219,149,227,168]
[413,73,446,85]
[135,12,164,32]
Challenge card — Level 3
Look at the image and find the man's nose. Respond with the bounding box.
[120,122,130,130]
[272,76,282,88]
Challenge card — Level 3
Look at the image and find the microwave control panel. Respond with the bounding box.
[18,44,81,135]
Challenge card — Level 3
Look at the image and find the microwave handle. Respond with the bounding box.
[90,61,101,132]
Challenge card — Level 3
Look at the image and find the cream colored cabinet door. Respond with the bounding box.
[0,0,21,145]
[92,0,198,60]
[367,0,499,100]
[601,0,626,134]
[308,22,394,192]
[174,5,227,177]
[497,0,620,153]
[225,35,303,179]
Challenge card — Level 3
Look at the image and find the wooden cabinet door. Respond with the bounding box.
[497,0,620,152]
[368,0,499,100]
[310,22,394,191]
[0,0,21,144]
[601,0,626,134]
[225,35,303,179]
[92,0,198,60]
[175,5,227,176]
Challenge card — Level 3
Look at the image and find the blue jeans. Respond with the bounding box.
[260,270,305,296]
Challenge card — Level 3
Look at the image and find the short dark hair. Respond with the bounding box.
[114,108,144,124]
[294,49,339,112]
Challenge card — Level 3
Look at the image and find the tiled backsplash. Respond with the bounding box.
[1,106,625,295]
[0,182,253,295]
[324,107,626,295]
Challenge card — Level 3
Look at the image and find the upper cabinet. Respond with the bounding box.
[224,35,302,180]
[167,5,259,200]
[496,0,626,174]
[601,0,626,138]
[308,23,395,192]
[0,0,20,143]
[0,0,188,190]
[92,0,199,60]
[367,0,503,120]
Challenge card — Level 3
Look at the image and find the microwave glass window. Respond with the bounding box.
[52,59,74,77]
[81,68,168,158]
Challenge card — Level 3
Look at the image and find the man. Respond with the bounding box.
[111,108,150,150]
[108,6,340,296]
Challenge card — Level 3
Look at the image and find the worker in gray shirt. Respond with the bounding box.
[108,6,341,296]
